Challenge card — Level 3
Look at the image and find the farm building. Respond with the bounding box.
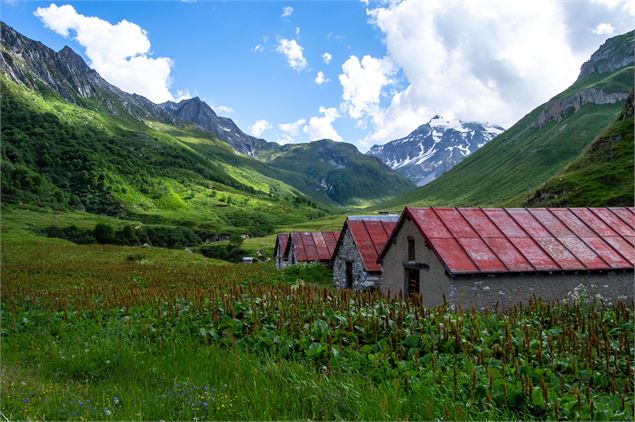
[283,231,340,266]
[379,207,635,309]
[274,233,290,269]
[332,215,399,290]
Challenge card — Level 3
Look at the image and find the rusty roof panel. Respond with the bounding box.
[347,218,397,272]
[483,237,535,271]
[610,208,635,229]
[551,209,596,237]
[581,237,630,268]
[312,232,330,261]
[507,209,552,238]
[591,208,635,237]
[604,236,635,265]
[429,237,479,273]
[409,208,452,238]
[534,238,582,270]
[484,208,528,238]
[458,237,507,272]
[569,208,617,236]
[529,208,575,237]
[559,236,609,270]
[459,208,505,237]
[508,237,560,270]
[289,231,340,262]
[434,208,478,238]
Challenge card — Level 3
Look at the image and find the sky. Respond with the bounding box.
[2,0,634,151]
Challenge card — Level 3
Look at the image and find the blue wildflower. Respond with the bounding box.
[203,401,208,408]
[23,398,29,403]
[113,396,119,405]
[79,401,83,406]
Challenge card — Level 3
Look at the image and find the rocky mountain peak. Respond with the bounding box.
[579,30,634,78]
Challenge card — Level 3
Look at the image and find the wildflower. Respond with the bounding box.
[104,408,111,416]
[79,401,83,406]
[113,396,119,405]
[23,398,29,403]
[203,401,208,408]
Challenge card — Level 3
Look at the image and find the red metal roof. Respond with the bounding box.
[274,233,289,258]
[337,216,399,273]
[383,207,635,276]
[288,231,340,262]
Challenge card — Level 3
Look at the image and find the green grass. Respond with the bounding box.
[522,97,634,207]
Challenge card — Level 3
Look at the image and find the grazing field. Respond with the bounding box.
[2,219,634,421]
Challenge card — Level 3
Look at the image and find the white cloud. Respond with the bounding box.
[175,89,192,102]
[279,118,306,137]
[321,52,332,64]
[296,26,301,36]
[304,107,343,142]
[35,3,174,103]
[249,120,271,137]
[339,54,395,121]
[216,105,234,115]
[592,22,615,35]
[362,1,618,142]
[252,43,264,53]
[281,6,293,18]
[276,38,308,71]
[315,71,329,85]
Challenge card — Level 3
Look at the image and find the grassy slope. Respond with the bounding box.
[1,77,332,234]
[522,95,634,207]
[379,65,633,210]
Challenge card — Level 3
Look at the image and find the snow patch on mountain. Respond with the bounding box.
[367,115,504,186]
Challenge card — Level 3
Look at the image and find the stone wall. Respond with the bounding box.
[381,217,635,308]
[333,227,381,290]
[275,246,287,270]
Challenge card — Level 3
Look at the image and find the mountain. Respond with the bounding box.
[0,21,413,224]
[159,97,278,157]
[367,116,503,186]
[380,30,634,209]
[522,90,633,207]
[266,139,415,206]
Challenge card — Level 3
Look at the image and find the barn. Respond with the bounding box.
[283,231,340,266]
[273,233,289,269]
[332,215,399,290]
[379,207,635,308]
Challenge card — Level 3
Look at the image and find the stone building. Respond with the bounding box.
[283,231,340,266]
[379,207,635,309]
[332,215,399,290]
[274,233,289,269]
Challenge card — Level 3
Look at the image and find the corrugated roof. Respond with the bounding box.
[274,233,289,258]
[288,231,340,262]
[381,207,635,276]
[337,216,399,273]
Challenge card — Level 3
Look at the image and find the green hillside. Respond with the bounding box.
[380,30,634,209]
[522,91,634,207]
[0,76,330,235]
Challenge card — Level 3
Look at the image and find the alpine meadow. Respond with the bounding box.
[1,2,634,421]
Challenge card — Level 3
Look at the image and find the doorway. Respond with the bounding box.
[345,261,354,288]
[406,268,420,298]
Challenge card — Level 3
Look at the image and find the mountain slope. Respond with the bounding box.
[0,22,414,210]
[380,30,634,208]
[266,140,415,206]
[522,90,634,207]
[367,116,503,186]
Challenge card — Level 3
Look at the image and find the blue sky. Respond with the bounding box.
[2,1,633,151]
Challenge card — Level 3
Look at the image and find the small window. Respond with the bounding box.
[345,261,354,288]
[407,236,415,261]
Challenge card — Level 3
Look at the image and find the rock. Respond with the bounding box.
[141,243,150,248]
[184,248,192,254]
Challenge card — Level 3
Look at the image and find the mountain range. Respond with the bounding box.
[367,116,504,186]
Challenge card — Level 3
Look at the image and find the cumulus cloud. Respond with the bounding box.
[276,38,308,71]
[281,6,293,18]
[279,118,306,137]
[322,52,332,64]
[339,54,395,121]
[315,71,329,85]
[304,107,343,142]
[249,120,271,137]
[35,3,174,103]
[359,0,633,142]
[252,44,264,53]
[592,22,615,35]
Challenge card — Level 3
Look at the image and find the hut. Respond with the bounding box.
[332,215,399,290]
[283,231,340,266]
[379,207,635,308]
[273,233,290,269]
